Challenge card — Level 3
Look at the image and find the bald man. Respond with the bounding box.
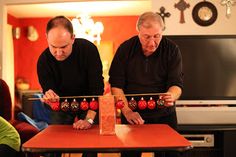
[37,16,104,129]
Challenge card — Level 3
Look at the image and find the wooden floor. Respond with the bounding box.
[62,153,154,157]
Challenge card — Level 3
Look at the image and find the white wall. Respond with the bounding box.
[152,0,236,35]
[3,24,15,113]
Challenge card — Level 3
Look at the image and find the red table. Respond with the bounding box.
[22,124,192,154]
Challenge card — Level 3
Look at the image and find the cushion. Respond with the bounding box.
[10,120,39,143]
[17,112,48,131]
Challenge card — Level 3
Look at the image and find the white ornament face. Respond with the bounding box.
[198,6,213,21]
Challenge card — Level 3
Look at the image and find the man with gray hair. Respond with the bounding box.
[109,11,183,157]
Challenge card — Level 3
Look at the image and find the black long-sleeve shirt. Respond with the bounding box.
[109,36,183,94]
[37,38,104,124]
[109,36,183,117]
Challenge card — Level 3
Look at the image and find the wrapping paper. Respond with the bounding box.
[99,95,116,135]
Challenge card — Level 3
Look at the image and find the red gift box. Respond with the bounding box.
[99,95,116,135]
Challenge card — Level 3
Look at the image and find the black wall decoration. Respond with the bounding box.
[156,6,171,30]
[157,6,171,23]
[192,1,218,26]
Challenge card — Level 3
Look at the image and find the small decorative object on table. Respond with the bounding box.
[99,95,116,135]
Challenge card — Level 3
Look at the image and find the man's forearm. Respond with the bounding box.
[167,85,182,100]
[111,87,132,115]
[85,110,96,121]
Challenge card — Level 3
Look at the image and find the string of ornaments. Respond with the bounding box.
[49,96,166,112]
[50,98,99,112]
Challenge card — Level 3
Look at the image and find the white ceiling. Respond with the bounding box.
[7,0,151,18]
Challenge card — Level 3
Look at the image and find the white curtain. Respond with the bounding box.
[2,24,15,119]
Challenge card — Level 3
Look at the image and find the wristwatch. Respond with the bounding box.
[86,118,94,125]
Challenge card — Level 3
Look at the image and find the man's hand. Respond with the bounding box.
[41,89,60,110]
[159,92,175,107]
[111,87,145,125]
[73,119,92,130]
[123,110,145,125]
[161,85,182,107]
[41,89,59,103]
[73,110,96,129]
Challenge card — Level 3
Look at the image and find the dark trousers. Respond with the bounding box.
[0,144,18,157]
[82,152,97,157]
[121,109,180,157]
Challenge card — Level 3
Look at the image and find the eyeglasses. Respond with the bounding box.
[140,33,162,42]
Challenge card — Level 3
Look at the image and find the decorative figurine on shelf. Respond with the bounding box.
[15,77,30,91]
[221,0,235,18]
[174,0,190,23]
[61,99,70,112]
[70,99,79,112]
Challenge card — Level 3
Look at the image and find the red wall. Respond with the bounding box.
[8,15,138,90]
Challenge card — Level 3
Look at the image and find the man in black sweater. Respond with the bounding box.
[109,12,183,157]
[37,16,103,131]
[37,16,104,157]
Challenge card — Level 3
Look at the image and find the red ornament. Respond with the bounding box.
[50,101,60,111]
[70,99,79,112]
[116,99,125,109]
[80,98,89,111]
[138,97,147,110]
[61,99,70,112]
[147,97,156,110]
[128,97,137,110]
[89,98,99,110]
